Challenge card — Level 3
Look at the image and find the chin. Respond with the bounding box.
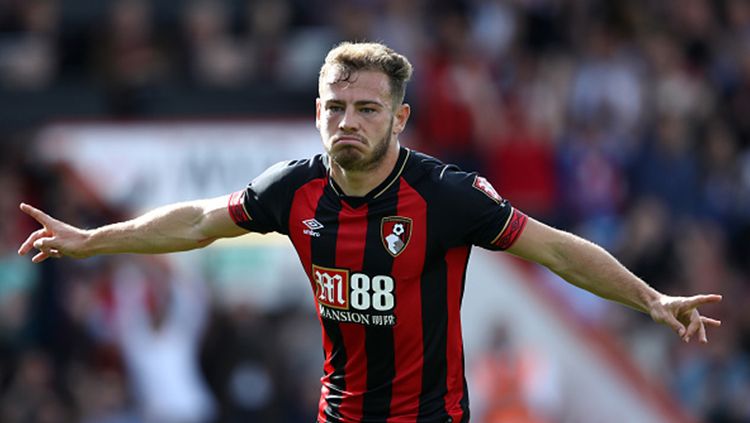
[331,150,366,170]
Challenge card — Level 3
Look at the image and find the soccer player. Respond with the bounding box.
[18,42,721,423]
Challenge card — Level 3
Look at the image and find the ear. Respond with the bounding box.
[392,103,411,134]
[315,98,321,129]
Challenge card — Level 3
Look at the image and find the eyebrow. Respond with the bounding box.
[325,99,385,108]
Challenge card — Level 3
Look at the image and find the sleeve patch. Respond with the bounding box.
[472,176,503,203]
[227,190,252,225]
[492,209,528,250]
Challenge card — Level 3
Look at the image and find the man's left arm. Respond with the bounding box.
[505,217,722,343]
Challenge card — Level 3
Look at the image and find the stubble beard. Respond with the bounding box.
[330,118,393,172]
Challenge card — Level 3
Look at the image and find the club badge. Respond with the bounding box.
[381,216,413,257]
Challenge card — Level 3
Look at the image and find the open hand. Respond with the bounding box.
[649,294,722,343]
[17,203,90,263]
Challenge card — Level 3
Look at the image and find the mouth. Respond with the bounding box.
[332,135,367,147]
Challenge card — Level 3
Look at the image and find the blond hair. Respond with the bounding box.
[319,42,413,107]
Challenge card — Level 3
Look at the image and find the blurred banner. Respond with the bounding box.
[36,120,320,212]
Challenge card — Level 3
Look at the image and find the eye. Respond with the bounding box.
[326,105,344,113]
[359,107,377,114]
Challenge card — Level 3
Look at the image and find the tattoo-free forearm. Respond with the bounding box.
[546,234,661,313]
[84,201,222,256]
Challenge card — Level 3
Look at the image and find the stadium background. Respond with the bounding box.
[0,0,747,422]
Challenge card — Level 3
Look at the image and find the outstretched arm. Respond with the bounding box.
[18,195,247,263]
[505,217,722,343]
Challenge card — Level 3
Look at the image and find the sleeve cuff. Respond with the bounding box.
[491,208,528,250]
[227,190,252,225]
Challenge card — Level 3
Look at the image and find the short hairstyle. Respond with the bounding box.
[319,42,413,107]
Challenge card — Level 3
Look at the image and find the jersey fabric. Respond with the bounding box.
[228,147,528,423]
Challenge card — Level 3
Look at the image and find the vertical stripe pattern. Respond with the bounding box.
[360,190,399,421]
[335,202,369,421]
[315,194,346,423]
[287,178,344,423]
[388,179,426,421]
[417,242,449,420]
[444,246,470,421]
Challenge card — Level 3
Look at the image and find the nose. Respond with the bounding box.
[338,106,359,132]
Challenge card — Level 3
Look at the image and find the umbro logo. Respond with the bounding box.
[303,218,324,237]
[303,218,324,230]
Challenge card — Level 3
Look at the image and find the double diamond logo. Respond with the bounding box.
[302,218,324,237]
[303,218,324,230]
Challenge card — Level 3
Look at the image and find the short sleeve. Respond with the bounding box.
[227,159,314,235]
[436,167,528,250]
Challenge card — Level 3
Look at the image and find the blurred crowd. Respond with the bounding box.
[1,0,750,422]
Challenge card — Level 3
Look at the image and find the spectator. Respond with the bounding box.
[180,0,250,88]
[629,115,700,217]
[0,0,60,89]
[112,263,215,423]
[92,0,171,114]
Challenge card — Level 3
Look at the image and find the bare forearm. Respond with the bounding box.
[20,195,243,262]
[85,201,220,256]
[506,218,722,342]
[548,235,660,313]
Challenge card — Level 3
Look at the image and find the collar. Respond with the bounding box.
[326,147,411,201]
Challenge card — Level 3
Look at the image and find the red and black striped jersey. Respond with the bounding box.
[228,147,528,423]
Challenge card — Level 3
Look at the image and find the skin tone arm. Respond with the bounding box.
[17,196,247,263]
[506,217,722,344]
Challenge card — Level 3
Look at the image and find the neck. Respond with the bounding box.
[330,141,401,197]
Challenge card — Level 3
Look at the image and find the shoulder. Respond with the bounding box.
[252,154,327,190]
[261,154,326,179]
[405,149,501,202]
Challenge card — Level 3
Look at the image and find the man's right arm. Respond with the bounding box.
[18,195,247,263]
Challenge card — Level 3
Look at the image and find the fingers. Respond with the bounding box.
[33,237,64,257]
[18,203,60,260]
[698,318,708,344]
[33,237,56,251]
[19,203,56,227]
[658,311,687,338]
[680,295,722,344]
[18,228,51,255]
[701,316,722,327]
[696,316,722,344]
[31,248,61,263]
[684,310,702,343]
[683,294,723,309]
[683,314,722,344]
[22,233,63,263]
[32,251,50,263]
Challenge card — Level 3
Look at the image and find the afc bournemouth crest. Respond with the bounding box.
[381,216,413,257]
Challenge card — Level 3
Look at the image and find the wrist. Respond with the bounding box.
[643,289,665,315]
[78,228,98,258]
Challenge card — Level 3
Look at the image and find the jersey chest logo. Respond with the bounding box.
[381,216,413,257]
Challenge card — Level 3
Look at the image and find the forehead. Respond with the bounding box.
[319,69,392,103]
